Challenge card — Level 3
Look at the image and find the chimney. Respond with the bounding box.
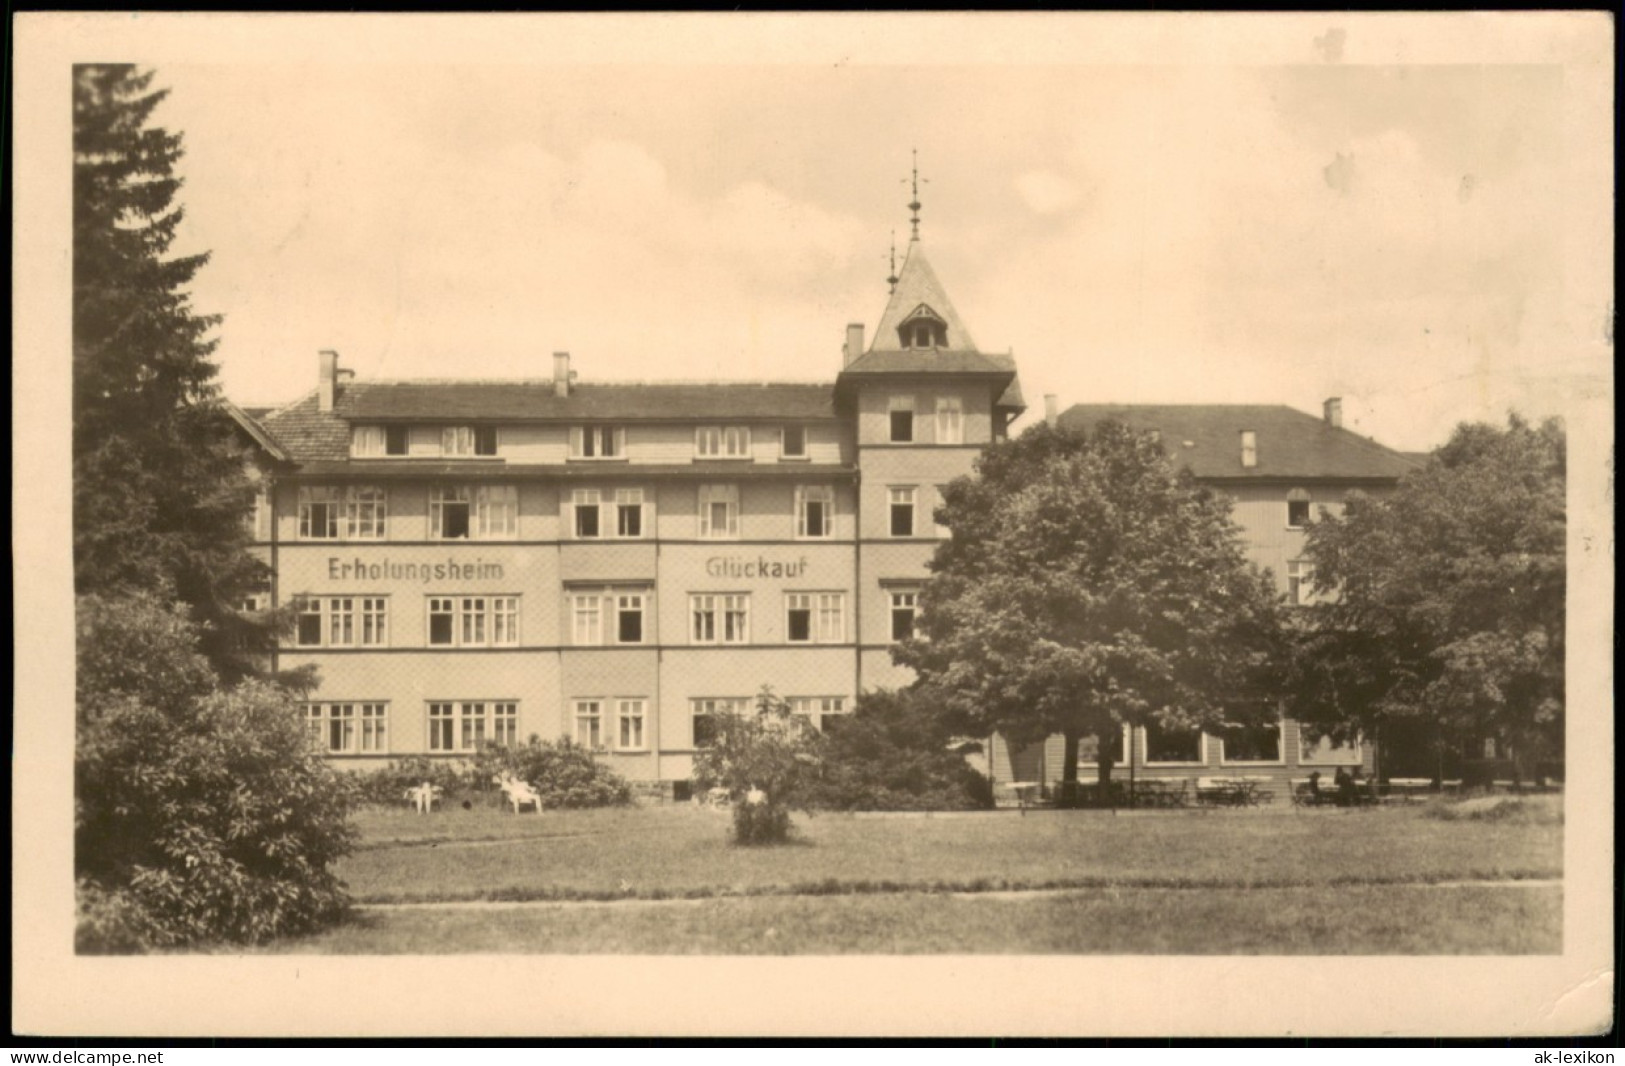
[1044,394,1059,428]
[1323,396,1343,429]
[318,349,339,412]
[843,323,864,367]
[1241,430,1258,468]
[553,352,572,398]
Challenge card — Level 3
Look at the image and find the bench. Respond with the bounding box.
[404,782,443,814]
[495,774,544,814]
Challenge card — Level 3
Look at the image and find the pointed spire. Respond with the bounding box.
[886,230,899,294]
[904,148,928,241]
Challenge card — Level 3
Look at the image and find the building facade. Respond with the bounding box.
[241,238,1023,790]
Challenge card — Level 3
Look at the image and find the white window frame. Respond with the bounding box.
[345,486,388,540]
[698,483,740,539]
[572,488,604,539]
[426,701,516,754]
[1137,721,1208,767]
[1078,731,1130,769]
[570,593,603,646]
[351,425,387,458]
[573,699,605,750]
[614,592,647,645]
[690,696,751,748]
[780,425,808,460]
[888,395,915,443]
[570,426,626,460]
[1286,489,1312,530]
[1241,430,1258,468]
[788,696,847,732]
[426,595,519,648]
[935,395,964,444]
[691,593,750,645]
[889,589,918,643]
[1287,560,1316,606]
[1218,716,1286,766]
[298,486,343,540]
[786,591,845,644]
[888,486,917,538]
[696,425,751,459]
[442,426,477,458]
[615,488,645,538]
[473,485,518,539]
[616,698,647,751]
[304,702,391,755]
[293,595,390,648]
[429,485,473,540]
[795,485,834,539]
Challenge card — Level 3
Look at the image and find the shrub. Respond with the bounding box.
[76,594,356,951]
[476,736,635,809]
[352,755,471,808]
[809,687,993,811]
[692,687,824,845]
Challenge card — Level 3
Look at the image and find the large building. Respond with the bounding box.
[237,218,1420,799]
[238,232,1023,794]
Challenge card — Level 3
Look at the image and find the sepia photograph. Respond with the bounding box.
[13,12,1614,1039]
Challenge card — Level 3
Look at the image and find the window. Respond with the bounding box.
[932,486,951,538]
[1287,488,1312,529]
[426,701,516,753]
[1220,718,1283,764]
[1078,731,1129,768]
[298,486,342,540]
[427,596,519,647]
[346,486,387,540]
[571,594,603,646]
[1241,430,1258,468]
[889,487,916,537]
[780,425,807,459]
[442,426,476,457]
[1287,560,1316,606]
[1142,720,1204,765]
[796,485,833,538]
[304,702,389,754]
[571,426,625,460]
[617,699,646,750]
[573,489,602,538]
[789,696,847,732]
[385,425,409,456]
[691,593,750,644]
[432,485,515,540]
[474,426,499,457]
[616,489,644,538]
[888,397,915,443]
[573,700,604,749]
[351,426,386,457]
[1300,732,1362,765]
[698,484,739,539]
[293,596,389,648]
[691,697,751,748]
[890,590,918,642]
[936,396,963,444]
[696,425,750,459]
[786,592,844,643]
[615,593,645,644]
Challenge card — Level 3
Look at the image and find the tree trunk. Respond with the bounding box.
[1058,729,1081,809]
[1097,725,1119,810]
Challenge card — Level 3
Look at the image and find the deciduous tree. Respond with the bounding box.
[894,421,1286,806]
[1288,415,1565,782]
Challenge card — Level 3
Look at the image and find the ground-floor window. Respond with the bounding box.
[789,695,847,732]
[690,696,751,747]
[304,702,389,755]
[617,699,647,750]
[1142,720,1205,765]
[573,699,603,749]
[1219,718,1283,764]
[427,701,518,753]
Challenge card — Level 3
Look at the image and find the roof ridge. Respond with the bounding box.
[261,388,319,421]
[352,378,834,388]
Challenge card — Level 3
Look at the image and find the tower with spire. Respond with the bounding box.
[837,154,1026,693]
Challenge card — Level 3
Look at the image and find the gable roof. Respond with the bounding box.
[1058,404,1419,481]
[871,242,978,353]
[257,381,841,463]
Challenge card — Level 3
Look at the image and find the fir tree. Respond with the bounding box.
[73,64,276,682]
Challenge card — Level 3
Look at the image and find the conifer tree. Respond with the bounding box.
[73,64,276,682]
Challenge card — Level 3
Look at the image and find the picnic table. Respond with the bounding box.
[1006,781,1042,814]
[1196,777,1273,807]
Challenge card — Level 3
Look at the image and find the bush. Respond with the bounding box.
[351,755,472,808]
[809,687,993,811]
[692,687,823,845]
[76,594,356,951]
[475,736,635,809]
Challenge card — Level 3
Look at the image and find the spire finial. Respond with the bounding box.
[886,230,899,294]
[904,147,928,241]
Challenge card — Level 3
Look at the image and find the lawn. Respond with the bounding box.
[217,796,1565,954]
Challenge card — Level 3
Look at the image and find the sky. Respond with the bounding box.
[135,19,1611,453]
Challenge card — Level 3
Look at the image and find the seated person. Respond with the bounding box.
[1334,766,1356,806]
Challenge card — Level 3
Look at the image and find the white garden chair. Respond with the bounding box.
[496,773,543,814]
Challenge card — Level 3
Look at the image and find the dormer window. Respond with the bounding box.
[898,305,948,349]
[353,425,414,457]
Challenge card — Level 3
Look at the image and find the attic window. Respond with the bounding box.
[898,307,948,350]
[1287,488,1312,529]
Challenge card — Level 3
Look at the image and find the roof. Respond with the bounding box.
[870,242,978,353]
[221,399,291,462]
[1058,404,1419,481]
[285,461,857,481]
[840,349,1011,376]
[258,382,840,463]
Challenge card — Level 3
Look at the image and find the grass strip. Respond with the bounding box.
[352,866,1562,906]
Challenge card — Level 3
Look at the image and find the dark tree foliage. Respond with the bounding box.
[894,421,1287,805]
[809,688,992,811]
[74,64,276,683]
[692,687,824,845]
[1287,415,1565,780]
